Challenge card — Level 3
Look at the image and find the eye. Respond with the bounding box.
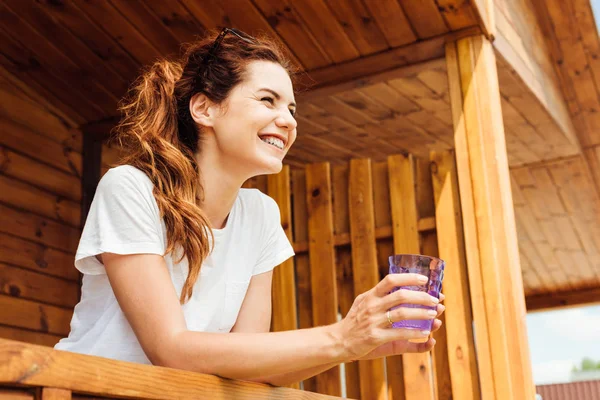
[261,96,275,105]
[289,108,296,117]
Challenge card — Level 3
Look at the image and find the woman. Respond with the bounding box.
[55,28,445,386]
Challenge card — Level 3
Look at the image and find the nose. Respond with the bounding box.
[275,109,297,131]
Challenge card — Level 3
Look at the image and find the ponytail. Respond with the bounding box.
[114,59,213,304]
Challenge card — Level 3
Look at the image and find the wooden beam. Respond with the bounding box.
[526,287,600,312]
[446,36,536,400]
[295,26,481,102]
[0,339,342,400]
[387,154,435,400]
[292,217,436,253]
[348,159,386,400]
[430,150,481,400]
[305,163,341,396]
[41,388,72,400]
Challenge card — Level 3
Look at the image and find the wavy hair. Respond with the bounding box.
[113,30,293,303]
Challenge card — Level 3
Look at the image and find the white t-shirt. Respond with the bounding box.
[55,165,294,364]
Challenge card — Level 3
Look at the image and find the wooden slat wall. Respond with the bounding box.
[0,74,80,347]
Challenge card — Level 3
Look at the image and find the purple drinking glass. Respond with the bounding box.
[388,254,445,331]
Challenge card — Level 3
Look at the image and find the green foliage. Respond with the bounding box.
[572,357,600,372]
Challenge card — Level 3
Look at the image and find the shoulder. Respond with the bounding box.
[238,188,280,216]
[97,165,154,195]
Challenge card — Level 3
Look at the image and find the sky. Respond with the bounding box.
[527,304,600,384]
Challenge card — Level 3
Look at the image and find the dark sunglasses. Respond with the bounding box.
[195,28,256,86]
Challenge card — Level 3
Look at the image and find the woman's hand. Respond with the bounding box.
[332,273,443,362]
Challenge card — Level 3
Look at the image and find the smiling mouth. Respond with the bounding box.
[260,136,285,150]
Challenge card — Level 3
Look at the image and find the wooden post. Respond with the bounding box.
[306,162,341,396]
[291,169,317,392]
[445,36,536,400]
[348,159,387,400]
[267,166,299,390]
[387,154,434,400]
[41,388,72,400]
[430,150,481,400]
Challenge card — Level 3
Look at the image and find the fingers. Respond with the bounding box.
[380,287,439,311]
[439,293,445,302]
[437,304,445,317]
[383,306,438,328]
[431,318,442,332]
[380,325,433,342]
[374,273,428,297]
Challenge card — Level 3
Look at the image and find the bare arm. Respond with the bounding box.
[234,271,444,386]
[103,253,440,382]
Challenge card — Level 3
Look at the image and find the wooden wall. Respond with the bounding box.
[0,72,82,347]
[244,154,453,400]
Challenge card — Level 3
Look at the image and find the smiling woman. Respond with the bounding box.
[52,28,444,386]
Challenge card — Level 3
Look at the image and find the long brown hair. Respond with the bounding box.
[113,30,292,303]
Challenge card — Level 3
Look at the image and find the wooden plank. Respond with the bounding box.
[362,0,416,47]
[401,0,449,39]
[141,1,206,45]
[348,159,386,400]
[387,154,434,400]
[0,175,80,228]
[449,36,535,399]
[252,0,331,69]
[74,1,162,66]
[322,0,388,55]
[0,263,78,308]
[526,287,600,312]
[0,3,117,115]
[436,0,479,30]
[0,325,61,348]
[0,233,77,282]
[0,296,71,336]
[305,163,341,396]
[0,204,79,254]
[40,388,71,400]
[0,119,82,177]
[108,0,181,56]
[289,0,359,63]
[267,166,300,386]
[430,150,481,400]
[446,40,496,400]
[0,388,35,399]
[0,339,344,400]
[4,0,129,100]
[291,168,316,392]
[331,163,360,399]
[0,146,81,202]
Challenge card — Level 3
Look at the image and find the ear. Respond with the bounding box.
[189,93,217,127]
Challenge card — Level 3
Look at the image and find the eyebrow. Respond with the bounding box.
[258,88,296,108]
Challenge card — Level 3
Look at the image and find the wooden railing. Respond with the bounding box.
[0,339,344,399]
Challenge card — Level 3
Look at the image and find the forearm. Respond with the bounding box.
[157,324,348,380]
[249,361,341,386]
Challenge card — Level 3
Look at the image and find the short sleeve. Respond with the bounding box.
[252,194,295,276]
[75,166,165,275]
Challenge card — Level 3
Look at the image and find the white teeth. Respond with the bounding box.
[261,136,284,150]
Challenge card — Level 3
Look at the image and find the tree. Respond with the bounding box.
[572,357,600,372]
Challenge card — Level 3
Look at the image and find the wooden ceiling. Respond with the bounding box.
[0,0,482,127]
[511,157,600,297]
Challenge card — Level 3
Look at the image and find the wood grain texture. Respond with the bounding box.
[305,163,341,396]
[348,159,386,400]
[387,154,435,400]
[0,339,343,400]
[0,296,72,336]
[266,166,300,387]
[430,150,480,400]
[448,36,536,400]
[40,388,71,400]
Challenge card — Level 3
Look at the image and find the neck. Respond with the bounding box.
[194,151,246,230]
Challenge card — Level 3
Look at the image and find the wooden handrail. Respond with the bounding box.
[0,339,344,399]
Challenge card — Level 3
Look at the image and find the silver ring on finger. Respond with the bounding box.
[386,310,394,327]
